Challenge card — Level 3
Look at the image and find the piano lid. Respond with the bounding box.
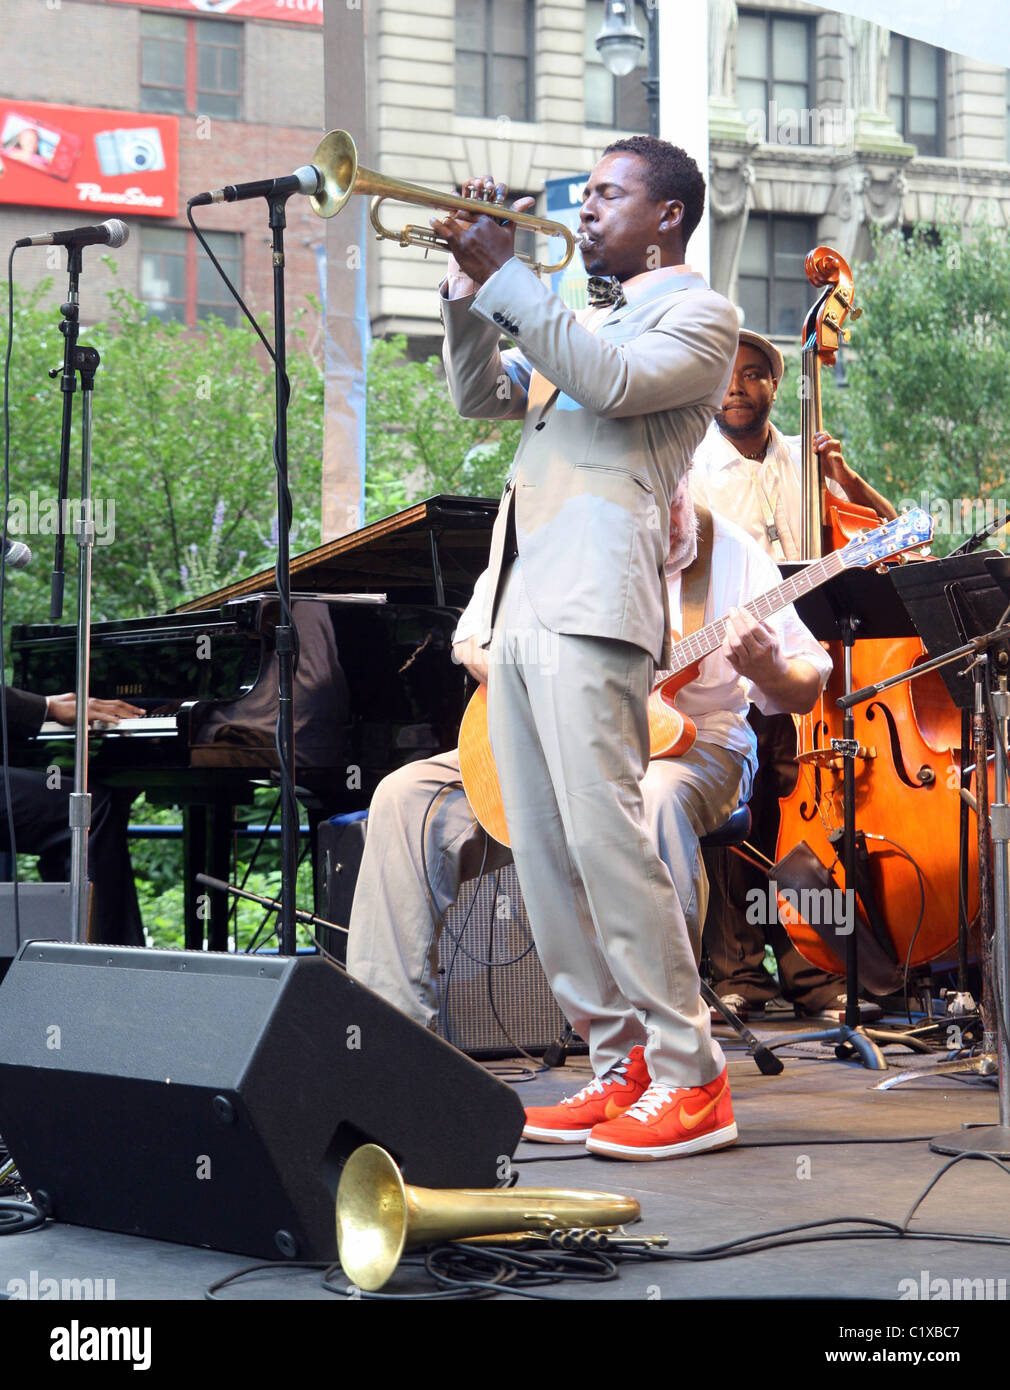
[175,495,498,614]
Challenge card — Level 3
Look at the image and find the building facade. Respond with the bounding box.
[5,2,1006,354]
[356,0,1010,356]
[0,0,325,334]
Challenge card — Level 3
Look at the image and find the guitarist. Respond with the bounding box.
[346,475,831,1155]
[691,331,894,1022]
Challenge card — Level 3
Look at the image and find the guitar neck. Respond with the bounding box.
[657,548,847,682]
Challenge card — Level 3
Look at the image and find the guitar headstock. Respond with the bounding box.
[840,508,934,568]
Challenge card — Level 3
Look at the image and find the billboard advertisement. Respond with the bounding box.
[0,101,179,219]
[104,0,322,24]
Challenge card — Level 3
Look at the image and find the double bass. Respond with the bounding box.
[774,247,974,983]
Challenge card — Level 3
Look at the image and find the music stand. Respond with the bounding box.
[877,554,1010,1153]
[859,553,1010,1155]
[765,566,921,1070]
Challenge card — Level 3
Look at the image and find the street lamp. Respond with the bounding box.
[594,0,659,135]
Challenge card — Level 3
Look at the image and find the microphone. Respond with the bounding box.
[15,219,129,250]
[189,165,322,207]
[948,506,1010,557]
[3,536,32,570]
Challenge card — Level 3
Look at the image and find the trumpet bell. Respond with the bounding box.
[336,1144,413,1292]
[335,1143,642,1292]
[309,129,358,219]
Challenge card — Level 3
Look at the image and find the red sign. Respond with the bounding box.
[103,0,323,24]
[0,101,178,219]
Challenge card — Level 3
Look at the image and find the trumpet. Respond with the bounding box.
[335,1143,642,1291]
[308,129,577,277]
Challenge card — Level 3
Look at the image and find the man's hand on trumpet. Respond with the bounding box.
[433,176,535,289]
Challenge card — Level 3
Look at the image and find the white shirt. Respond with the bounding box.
[690,419,846,562]
[665,512,832,779]
[453,513,832,782]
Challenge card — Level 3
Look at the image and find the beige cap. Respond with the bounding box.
[738,329,785,381]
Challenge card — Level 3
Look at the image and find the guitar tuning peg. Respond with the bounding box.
[849,307,863,320]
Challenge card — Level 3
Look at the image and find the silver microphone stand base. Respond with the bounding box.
[873,1049,996,1090]
[929,1123,1010,1159]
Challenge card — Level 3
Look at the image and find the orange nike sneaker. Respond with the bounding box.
[522,1046,650,1142]
[585,1067,737,1160]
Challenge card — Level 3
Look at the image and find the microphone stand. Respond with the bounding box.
[50,246,101,940]
[266,192,298,957]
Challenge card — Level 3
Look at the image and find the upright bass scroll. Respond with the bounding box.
[798,246,870,558]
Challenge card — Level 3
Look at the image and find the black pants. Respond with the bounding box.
[0,768,144,947]
[702,711,840,1011]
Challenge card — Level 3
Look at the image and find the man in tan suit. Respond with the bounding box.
[433,137,740,1160]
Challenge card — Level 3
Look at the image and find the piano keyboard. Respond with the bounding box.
[38,716,179,738]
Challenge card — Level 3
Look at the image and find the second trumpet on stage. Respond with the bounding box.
[308,128,576,277]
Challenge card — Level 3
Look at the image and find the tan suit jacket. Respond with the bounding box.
[441,257,738,665]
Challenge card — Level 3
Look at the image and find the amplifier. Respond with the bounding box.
[436,864,582,1060]
[0,882,73,982]
[317,814,581,1060]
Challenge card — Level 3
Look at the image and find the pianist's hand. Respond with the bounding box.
[452,636,489,686]
[47,693,146,728]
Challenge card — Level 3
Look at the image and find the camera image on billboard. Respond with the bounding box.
[94,127,166,177]
[1,110,83,180]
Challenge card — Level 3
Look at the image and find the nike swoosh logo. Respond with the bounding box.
[604,1098,628,1121]
[681,1081,728,1130]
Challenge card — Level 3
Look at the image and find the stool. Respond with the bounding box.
[699,803,751,853]
[698,805,783,1077]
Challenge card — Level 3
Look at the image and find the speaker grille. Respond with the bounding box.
[435,865,578,1058]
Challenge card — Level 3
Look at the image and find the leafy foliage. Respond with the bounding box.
[770,220,1010,552]
[363,334,519,521]
[2,275,324,634]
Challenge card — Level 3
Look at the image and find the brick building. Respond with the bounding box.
[0,0,325,333]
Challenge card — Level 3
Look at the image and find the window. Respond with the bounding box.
[736,9,813,144]
[584,0,650,131]
[141,227,241,327]
[888,35,944,157]
[455,0,532,121]
[141,14,242,120]
[738,214,817,339]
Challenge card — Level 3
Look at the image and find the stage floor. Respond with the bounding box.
[1,1017,1008,1311]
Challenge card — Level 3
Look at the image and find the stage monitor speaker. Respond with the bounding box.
[0,883,73,983]
[436,864,582,1059]
[0,943,525,1261]
[315,811,369,965]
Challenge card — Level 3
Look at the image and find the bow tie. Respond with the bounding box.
[586,275,627,310]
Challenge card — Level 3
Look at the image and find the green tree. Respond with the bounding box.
[364,334,520,521]
[2,275,324,632]
[770,219,1010,552]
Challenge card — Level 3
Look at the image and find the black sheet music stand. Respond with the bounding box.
[764,565,921,1070]
[872,554,1010,1156]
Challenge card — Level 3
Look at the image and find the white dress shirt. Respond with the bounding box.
[690,418,846,562]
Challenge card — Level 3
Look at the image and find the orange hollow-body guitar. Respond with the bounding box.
[457,512,933,846]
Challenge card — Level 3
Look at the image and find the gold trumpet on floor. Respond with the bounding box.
[308,129,576,276]
[335,1144,642,1291]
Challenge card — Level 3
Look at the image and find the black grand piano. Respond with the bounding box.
[12,496,497,949]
